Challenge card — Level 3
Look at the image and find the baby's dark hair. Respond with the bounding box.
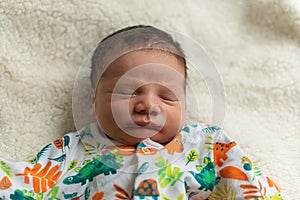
[91,25,187,88]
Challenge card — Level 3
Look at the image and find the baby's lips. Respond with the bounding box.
[133,121,162,130]
[134,120,150,127]
[122,122,161,138]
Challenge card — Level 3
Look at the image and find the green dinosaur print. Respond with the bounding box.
[9,189,43,200]
[63,152,123,185]
[189,156,216,191]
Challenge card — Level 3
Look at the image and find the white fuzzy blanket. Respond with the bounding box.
[0,0,299,198]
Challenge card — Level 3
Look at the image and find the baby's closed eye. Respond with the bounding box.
[159,94,179,102]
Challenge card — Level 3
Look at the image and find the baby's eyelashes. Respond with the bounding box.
[110,90,180,103]
[159,93,179,102]
[160,96,178,102]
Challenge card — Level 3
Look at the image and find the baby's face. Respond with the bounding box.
[93,50,186,145]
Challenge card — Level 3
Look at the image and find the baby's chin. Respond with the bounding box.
[149,134,176,146]
[102,125,178,146]
[119,137,146,146]
[103,132,145,146]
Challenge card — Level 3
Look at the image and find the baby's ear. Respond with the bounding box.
[88,89,96,115]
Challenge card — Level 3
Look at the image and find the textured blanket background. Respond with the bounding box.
[0,0,299,198]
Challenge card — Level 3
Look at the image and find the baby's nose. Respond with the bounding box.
[148,104,161,116]
[134,95,162,116]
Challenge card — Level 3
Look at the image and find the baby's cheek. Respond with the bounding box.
[111,99,131,121]
[166,106,184,127]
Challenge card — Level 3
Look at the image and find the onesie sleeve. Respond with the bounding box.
[0,133,71,199]
[208,127,283,200]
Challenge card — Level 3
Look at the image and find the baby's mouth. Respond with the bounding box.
[125,120,162,132]
[121,114,166,138]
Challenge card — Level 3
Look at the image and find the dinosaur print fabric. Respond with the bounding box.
[0,123,282,199]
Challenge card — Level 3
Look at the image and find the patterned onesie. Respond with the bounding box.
[0,123,282,199]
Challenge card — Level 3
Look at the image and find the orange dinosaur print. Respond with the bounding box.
[213,141,236,167]
[0,176,12,190]
[219,166,248,181]
[15,161,62,193]
[164,134,184,155]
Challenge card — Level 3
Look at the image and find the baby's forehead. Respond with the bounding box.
[102,50,185,78]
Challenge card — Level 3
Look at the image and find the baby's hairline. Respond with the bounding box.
[90,25,187,89]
